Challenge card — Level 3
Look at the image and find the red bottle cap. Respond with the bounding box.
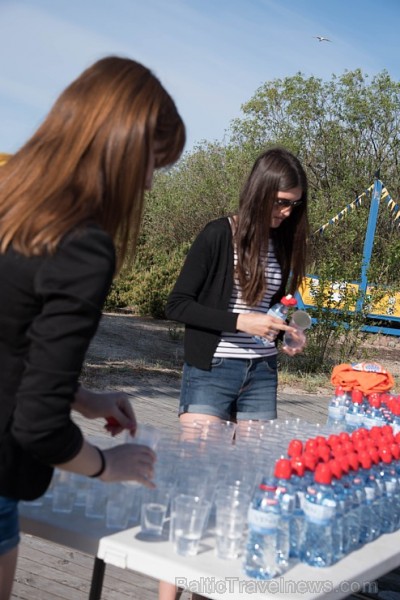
[390,443,400,460]
[369,395,381,409]
[317,445,331,463]
[382,425,395,439]
[351,428,368,442]
[347,452,360,471]
[343,441,355,453]
[327,434,340,448]
[328,458,343,479]
[302,452,318,471]
[358,451,372,470]
[367,446,380,465]
[314,463,332,485]
[287,439,303,457]
[274,458,292,479]
[315,436,328,446]
[351,390,363,404]
[353,439,367,453]
[290,456,306,477]
[281,294,297,307]
[369,426,384,440]
[379,446,392,464]
[305,439,318,453]
[339,432,351,443]
[338,455,350,473]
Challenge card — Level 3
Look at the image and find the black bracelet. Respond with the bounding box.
[90,446,106,478]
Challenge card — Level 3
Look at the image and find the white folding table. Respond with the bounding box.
[20,498,400,600]
[97,523,400,600]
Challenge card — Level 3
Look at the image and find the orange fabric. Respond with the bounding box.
[331,362,395,394]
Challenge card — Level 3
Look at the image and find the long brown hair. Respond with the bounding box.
[234,147,308,306]
[0,56,185,268]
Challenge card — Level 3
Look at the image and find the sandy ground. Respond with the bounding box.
[81,312,400,393]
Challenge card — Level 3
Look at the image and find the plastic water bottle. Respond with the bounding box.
[273,459,301,565]
[326,387,348,431]
[328,458,347,561]
[300,463,337,567]
[345,390,365,433]
[346,452,367,550]
[363,394,386,430]
[390,402,400,434]
[243,480,281,579]
[336,455,361,553]
[357,451,381,542]
[254,294,297,346]
[377,446,400,533]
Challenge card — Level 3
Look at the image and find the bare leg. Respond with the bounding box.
[179,413,222,425]
[158,581,185,600]
[0,546,18,600]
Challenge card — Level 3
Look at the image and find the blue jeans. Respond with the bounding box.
[0,496,19,555]
[179,355,278,421]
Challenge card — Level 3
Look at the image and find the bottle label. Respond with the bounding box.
[328,406,343,419]
[345,413,363,425]
[303,498,336,524]
[364,486,375,502]
[248,507,279,532]
[386,480,396,496]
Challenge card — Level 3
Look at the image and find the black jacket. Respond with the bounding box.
[0,224,115,500]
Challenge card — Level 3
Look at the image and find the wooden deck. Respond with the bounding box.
[11,375,332,600]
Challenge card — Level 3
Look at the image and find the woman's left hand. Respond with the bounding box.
[73,386,137,435]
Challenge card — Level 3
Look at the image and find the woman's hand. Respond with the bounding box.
[236,312,297,341]
[100,444,156,487]
[73,386,137,435]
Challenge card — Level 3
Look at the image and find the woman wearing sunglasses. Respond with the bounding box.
[160,147,308,600]
[166,146,309,430]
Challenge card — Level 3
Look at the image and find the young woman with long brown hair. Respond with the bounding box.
[0,55,185,600]
[160,146,308,600]
[166,147,308,428]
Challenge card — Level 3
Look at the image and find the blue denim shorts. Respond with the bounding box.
[0,496,20,555]
[179,355,278,421]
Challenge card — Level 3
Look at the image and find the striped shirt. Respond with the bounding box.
[214,236,282,359]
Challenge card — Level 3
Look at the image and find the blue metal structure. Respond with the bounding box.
[297,176,400,336]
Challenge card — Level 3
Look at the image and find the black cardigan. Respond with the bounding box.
[166,217,284,370]
[0,224,115,500]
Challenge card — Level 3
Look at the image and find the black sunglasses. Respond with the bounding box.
[274,199,303,208]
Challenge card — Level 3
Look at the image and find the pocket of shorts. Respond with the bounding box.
[261,356,278,373]
[210,357,224,368]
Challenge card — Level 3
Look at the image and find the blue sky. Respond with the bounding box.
[1,0,400,154]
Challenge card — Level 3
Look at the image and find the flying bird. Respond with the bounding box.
[313,36,332,42]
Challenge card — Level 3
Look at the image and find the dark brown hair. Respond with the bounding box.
[0,56,185,268]
[234,147,309,306]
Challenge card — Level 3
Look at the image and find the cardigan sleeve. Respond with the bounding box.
[11,226,115,465]
[165,220,238,333]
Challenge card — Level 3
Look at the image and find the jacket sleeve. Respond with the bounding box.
[11,226,116,465]
[165,222,238,333]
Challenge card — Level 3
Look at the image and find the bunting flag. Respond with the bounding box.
[381,187,400,226]
[313,184,374,236]
[312,180,400,235]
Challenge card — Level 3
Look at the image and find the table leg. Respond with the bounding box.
[88,557,106,600]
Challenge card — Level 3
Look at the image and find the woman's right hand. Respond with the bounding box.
[100,443,156,487]
[236,312,296,340]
